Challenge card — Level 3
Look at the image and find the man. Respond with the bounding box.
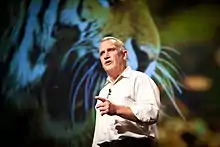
[92,36,160,147]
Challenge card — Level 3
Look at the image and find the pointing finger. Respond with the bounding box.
[95,96,106,102]
[96,103,105,109]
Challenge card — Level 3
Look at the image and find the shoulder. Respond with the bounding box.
[130,69,152,81]
[131,69,159,89]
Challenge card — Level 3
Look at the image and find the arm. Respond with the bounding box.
[95,99,139,122]
[130,73,160,123]
[95,74,160,123]
[115,105,139,122]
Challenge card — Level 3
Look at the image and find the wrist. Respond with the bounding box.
[114,104,120,115]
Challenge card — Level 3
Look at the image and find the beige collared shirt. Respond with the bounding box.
[92,66,160,147]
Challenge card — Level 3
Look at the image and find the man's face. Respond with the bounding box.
[99,40,127,73]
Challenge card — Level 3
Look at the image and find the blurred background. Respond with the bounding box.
[0,0,220,147]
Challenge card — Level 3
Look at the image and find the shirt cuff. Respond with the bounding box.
[130,104,158,123]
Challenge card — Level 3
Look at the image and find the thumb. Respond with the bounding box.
[95,96,106,102]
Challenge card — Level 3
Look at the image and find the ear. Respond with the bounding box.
[123,50,128,60]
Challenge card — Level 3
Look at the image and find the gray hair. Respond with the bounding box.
[100,36,125,51]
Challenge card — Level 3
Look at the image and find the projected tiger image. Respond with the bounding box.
[1,0,220,147]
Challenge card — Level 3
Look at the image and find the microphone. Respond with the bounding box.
[107,89,111,99]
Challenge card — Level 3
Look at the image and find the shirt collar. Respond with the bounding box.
[104,66,132,86]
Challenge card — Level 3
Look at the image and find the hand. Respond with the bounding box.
[95,96,117,116]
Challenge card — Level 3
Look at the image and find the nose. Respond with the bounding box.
[103,52,110,60]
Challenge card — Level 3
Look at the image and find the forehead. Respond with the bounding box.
[99,40,117,51]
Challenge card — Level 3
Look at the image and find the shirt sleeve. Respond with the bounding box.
[130,73,160,123]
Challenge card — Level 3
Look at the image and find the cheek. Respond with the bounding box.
[112,57,117,64]
[114,57,122,63]
[100,58,105,65]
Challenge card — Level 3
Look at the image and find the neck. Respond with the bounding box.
[108,65,127,83]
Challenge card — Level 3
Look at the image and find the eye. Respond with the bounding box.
[100,51,104,56]
[108,48,116,52]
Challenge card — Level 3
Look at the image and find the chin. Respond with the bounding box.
[104,65,114,72]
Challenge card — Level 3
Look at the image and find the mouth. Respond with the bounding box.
[105,60,112,65]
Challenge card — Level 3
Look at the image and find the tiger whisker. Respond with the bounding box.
[156,63,182,94]
[69,58,88,109]
[70,61,98,122]
[161,46,180,55]
[83,62,99,116]
[61,46,97,69]
[158,58,181,78]
[153,72,185,120]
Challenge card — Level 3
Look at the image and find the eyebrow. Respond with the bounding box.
[99,47,117,54]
